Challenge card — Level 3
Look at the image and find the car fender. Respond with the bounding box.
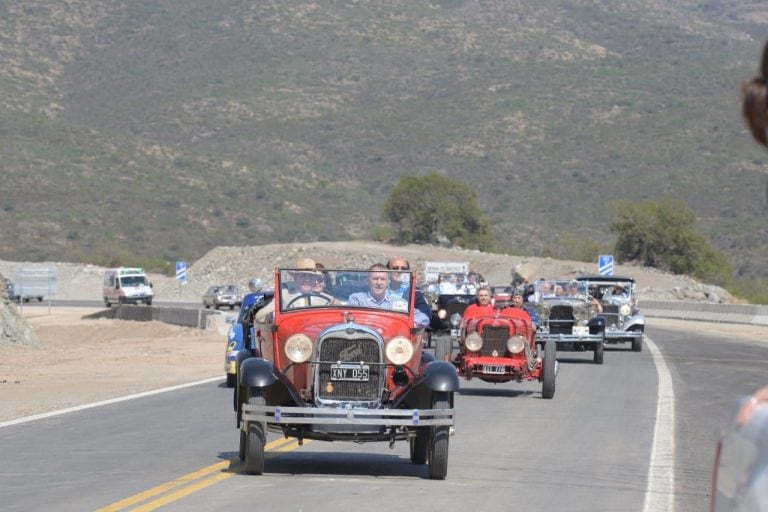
[418,360,460,392]
[623,313,646,332]
[239,357,278,388]
[396,360,459,409]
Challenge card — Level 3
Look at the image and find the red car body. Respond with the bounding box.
[454,304,556,399]
[234,267,459,479]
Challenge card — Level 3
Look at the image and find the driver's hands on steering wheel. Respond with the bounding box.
[285,292,334,309]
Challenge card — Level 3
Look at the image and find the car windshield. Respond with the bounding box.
[592,282,634,301]
[277,268,413,315]
[121,275,148,287]
[534,280,588,299]
[220,285,240,294]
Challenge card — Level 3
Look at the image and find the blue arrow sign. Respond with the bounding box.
[598,255,614,276]
[175,261,187,284]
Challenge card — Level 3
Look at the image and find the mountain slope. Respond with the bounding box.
[1,1,767,279]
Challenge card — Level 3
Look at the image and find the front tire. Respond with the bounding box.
[226,373,236,388]
[245,389,266,475]
[428,392,451,480]
[410,428,428,464]
[594,338,604,364]
[239,428,246,461]
[542,340,556,399]
[632,335,643,352]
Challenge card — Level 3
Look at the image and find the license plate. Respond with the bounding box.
[573,325,590,336]
[330,364,370,382]
[482,365,505,374]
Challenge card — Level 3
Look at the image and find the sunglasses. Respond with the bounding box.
[297,275,324,283]
[389,266,409,270]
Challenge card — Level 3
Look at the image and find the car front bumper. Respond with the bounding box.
[537,332,603,349]
[242,404,454,428]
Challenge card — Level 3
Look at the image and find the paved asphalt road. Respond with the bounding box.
[0,314,765,511]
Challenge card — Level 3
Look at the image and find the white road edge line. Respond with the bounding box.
[643,335,676,512]
[0,376,223,429]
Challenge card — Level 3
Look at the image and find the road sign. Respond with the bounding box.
[175,261,187,284]
[15,267,57,297]
[598,255,614,276]
[423,261,469,283]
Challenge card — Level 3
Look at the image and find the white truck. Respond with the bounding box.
[103,267,154,306]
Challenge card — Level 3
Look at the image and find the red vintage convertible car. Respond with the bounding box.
[234,265,459,479]
[451,301,556,399]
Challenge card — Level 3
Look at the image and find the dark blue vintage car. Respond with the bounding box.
[224,289,273,387]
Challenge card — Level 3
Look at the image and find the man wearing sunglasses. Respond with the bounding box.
[386,257,432,323]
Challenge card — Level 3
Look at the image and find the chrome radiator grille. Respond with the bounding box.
[548,305,574,334]
[316,336,382,402]
[480,325,509,356]
[601,304,619,328]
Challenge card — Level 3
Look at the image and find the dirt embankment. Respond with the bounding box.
[0,241,733,304]
[0,308,222,422]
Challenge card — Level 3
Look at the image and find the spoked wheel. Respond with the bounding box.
[541,340,556,399]
[428,391,451,480]
[410,428,428,464]
[594,337,604,364]
[245,388,266,475]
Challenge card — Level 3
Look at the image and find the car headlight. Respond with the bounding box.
[573,305,587,322]
[465,332,483,351]
[450,313,462,326]
[386,336,414,365]
[284,334,313,363]
[539,304,551,321]
[619,304,631,316]
[437,309,447,320]
[507,335,526,354]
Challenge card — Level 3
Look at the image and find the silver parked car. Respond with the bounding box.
[202,284,243,310]
[576,275,645,352]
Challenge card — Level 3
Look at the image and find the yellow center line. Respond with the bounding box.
[96,438,308,512]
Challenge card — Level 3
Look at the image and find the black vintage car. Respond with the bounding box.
[429,293,475,334]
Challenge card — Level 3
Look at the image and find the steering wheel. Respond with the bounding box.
[284,293,332,309]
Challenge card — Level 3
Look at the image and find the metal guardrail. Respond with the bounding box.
[83,305,223,330]
[80,301,768,331]
[642,300,768,326]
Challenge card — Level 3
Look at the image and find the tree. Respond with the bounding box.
[610,198,731,285]
[382,172,495,250]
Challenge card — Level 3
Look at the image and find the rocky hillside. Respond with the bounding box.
[0,241,732,305]
[0,272,41,348]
